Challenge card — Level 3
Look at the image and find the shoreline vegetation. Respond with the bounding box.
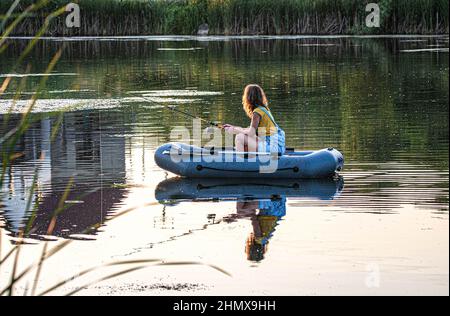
[0,0,448,36]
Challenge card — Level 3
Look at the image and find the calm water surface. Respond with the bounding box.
[0,36,448,295]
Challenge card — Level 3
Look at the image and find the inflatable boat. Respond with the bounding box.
[155,176,344,203]
[154,143,344,179]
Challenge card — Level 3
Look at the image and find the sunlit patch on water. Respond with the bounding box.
[0,89,221,113]
[133,97,202,104]
[0,89,95,96]
[157,47,204,51]
[297,43,339,47]
[399,39,429,42]
[400,48,449,53]
[0,97,185,114]
[137,90,224,97]
[0,73,77,78]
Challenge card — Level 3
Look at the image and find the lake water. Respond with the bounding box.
[0,36,448,295]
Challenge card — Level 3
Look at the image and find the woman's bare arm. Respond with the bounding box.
[225,113,261,136]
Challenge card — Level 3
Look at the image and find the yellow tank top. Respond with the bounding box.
[253,107,277,136]
[255,215,278,245]
[257,215,278,238]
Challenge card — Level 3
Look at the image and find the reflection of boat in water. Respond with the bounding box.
[155,176,344,203]
[156,176,344,262]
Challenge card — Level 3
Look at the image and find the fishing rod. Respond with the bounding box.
[139,96,223,129]
[101,85,223,128]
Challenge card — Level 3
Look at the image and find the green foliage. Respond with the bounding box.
[0,0,448,35]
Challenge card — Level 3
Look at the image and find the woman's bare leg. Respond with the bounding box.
[246,135,258,152]
[235,133,258,152]
[235,133,246,152]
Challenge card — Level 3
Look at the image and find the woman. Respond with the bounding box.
[223,84,285,154]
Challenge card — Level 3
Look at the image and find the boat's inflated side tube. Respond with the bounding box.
[154,142,344,179]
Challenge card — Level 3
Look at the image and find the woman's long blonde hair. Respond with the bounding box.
[242,84,269,118]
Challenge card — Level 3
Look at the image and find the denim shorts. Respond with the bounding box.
[257,128,286,154]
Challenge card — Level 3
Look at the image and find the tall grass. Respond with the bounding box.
[0,0,448,36]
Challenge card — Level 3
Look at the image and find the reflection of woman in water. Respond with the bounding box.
[237,197,286,262]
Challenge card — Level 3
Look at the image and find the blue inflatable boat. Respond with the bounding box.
[155,143,344,179]
[155,177,344,203]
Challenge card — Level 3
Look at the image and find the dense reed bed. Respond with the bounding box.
[0,0,448,36]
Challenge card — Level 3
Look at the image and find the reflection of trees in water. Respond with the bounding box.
[0,111,127,241]
[337,38,448,163]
